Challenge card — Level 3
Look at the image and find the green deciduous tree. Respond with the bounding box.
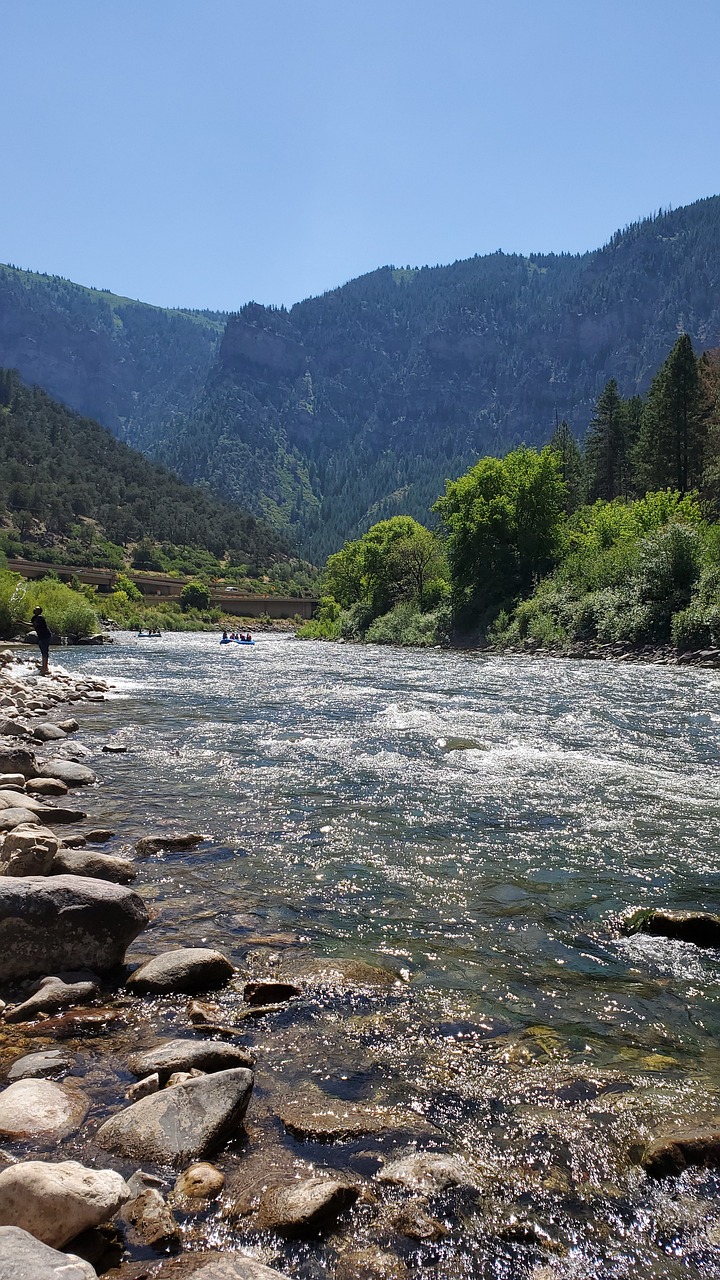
[434,446,566,630]
[180,581,210,611]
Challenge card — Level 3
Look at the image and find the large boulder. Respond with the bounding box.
[0,875,149,980]
[32,725,67,743]
[126,948,234,995]
[129,1038,254,1083]
[0,1225,97,1280]
[25,778,68,797]
[0,748,37,780]
[0,1078,88,1141]
[0,824,58,876]
[96,1067,254,1166]
[0,1159,130,1248]
[37,761,96,787]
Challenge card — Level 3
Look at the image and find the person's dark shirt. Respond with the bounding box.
[34,615,51,642]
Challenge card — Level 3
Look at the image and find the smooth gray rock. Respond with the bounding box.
[0,1225,97,1279]
[0,789,48,812]
[126,948,234,995]
[6,1049,75,1083]
[0,808,39,832]
[0,774,25,788]
[147,1255,291,1279]
[32,724,67,743]
[0,1159,130,1247]
[0,720,31,739]
[256,1177,359,1236]
[37,761,96,787]
[0,1078,88,1141]
[5,977,100,1023]
[0,875,149,980]
[96,1067,254,1166]
[50,848,136,884]
[25,778,68,796]
[129,1038,254,1084]
[56,719,80,734]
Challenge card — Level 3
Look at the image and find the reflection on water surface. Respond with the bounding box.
[54,634,720,1276]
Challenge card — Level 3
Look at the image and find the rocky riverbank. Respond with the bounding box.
[492,638,720,668]
[1,648,720,1280]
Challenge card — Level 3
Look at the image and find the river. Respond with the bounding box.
[57,633,720,1277]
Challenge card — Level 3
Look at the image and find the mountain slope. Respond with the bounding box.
[165,197,720,559]
[0,369,288,571]
[3,196,720,560]
[0,264,223,446]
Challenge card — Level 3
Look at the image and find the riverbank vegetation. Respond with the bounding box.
[0,370,317,597]
[303,336,720,652]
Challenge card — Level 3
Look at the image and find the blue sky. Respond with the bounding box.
[3,0,720,311]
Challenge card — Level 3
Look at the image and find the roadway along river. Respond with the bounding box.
[58,632,720,1277]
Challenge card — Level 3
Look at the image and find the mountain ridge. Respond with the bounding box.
[3,195,720,558]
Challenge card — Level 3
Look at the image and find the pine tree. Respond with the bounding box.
[585,379,625,500]
[634,335,703,493]
[549,419,584,511]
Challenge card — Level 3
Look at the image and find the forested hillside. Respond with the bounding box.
[0,264,222,445]
[4,197,720,561]
[0,370,289,577]
[166,197,720,559]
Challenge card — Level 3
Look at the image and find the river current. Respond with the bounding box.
[57,634,720,1277]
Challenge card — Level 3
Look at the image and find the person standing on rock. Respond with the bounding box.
[32,606,51,676]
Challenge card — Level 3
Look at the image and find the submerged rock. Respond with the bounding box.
[0,1225,97,1279]
[294,957,402,990]
[126,948,234,995]
[625,908,720,948]
[136,832,205,856]
[129,1038,254,1083]
[279,1098,432,1143]
[642,1122,720,1176]
[0,1078,88,1141]
[378,1151,477,1192]
[0,875,149,980]
[6,1049,76,1083]
[96,1067,254,1166]
[142,1254,293,1278]
[257,1177,359,1236]
[0,1159,130,1248]
[244,980,301,1006]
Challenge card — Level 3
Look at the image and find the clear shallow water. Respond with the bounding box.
[53,634,720,1275]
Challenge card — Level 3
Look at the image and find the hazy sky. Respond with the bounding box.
[3,0,720,311]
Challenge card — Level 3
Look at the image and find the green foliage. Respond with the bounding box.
[435,446,566,631]
[115,573,143,603]
[364,602,449,647]
[180,581,211,612]
[0,571,98,640]
[296,596,343,640]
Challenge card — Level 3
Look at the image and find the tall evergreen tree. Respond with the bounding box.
[634,335,703,493]
[585,379,625,501]
[549,419,584,512]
